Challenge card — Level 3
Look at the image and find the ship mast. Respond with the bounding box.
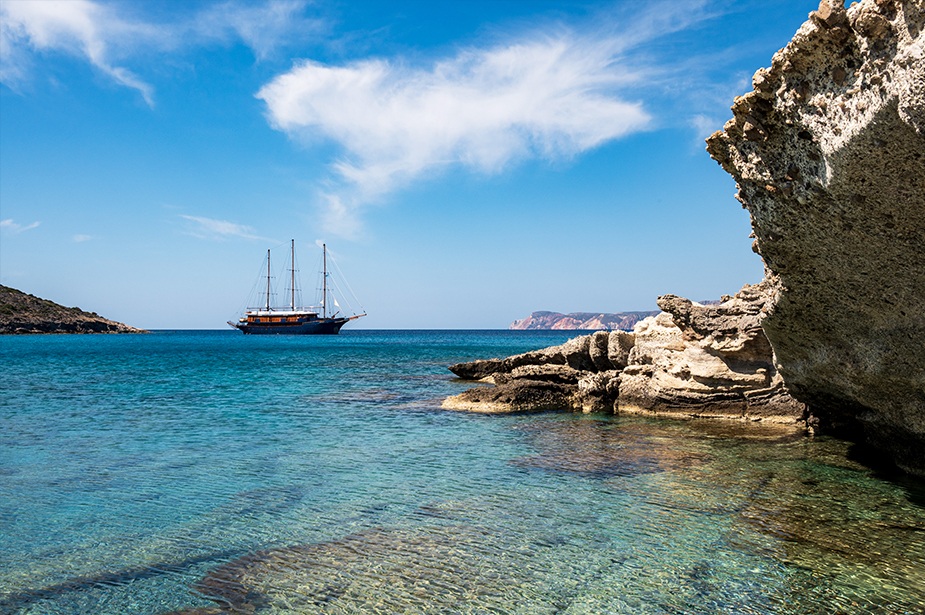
[290,239,295,311]
[265,249,271,312]
[322,243,327,318]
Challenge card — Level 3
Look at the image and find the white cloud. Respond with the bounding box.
[256,14,699,236]
[180,215,270,241]
[0,218,41,233]
[0,0,319,104]
[73,234,93,242]
[0,0,156,105]
[192,0,322,61]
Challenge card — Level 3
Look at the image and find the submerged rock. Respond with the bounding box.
[706,0,925,475]
[192,526,525,613]
[442,378,578,414]
[511,419,711,478]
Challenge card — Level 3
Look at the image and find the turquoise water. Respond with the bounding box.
[1,330,923,615]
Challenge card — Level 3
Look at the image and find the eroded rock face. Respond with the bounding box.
[448,335,597,381]
[445,282,805,424]
[614,281,805,422]
[445,334,611,413]
[706,0,925,474]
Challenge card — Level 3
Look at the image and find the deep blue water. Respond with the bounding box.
[1,330,923,614]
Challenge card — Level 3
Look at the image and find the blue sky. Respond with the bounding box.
[1,0,816,329]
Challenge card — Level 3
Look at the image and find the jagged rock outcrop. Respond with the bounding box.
[445,282,806,423]
[510,310,659,331]
[0,285,146,334]
[706,0,925,475]
[619,282,806,422]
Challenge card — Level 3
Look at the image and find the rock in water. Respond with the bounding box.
[445,283,805,422]
[706,0,925,474]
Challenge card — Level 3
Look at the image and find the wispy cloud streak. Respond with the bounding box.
[180,215,270,241]
[0,219,41,233]
[191,0,324,61]
[0,0,156,104]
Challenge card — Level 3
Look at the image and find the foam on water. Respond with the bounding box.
[1,330,923,614]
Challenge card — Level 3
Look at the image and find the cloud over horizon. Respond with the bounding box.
[257,32,654,237]
[2,0,725,239]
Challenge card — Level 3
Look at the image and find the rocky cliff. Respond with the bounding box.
[510,310,659,331]
[706,0,924,475]
[446,0,925,476]
[0,285,146,334]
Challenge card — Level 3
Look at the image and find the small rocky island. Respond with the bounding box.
[448,0,925,477]
[0,285,146,334]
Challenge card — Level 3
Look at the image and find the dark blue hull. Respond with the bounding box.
[234,318,349,335]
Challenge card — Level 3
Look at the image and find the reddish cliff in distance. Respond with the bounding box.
[510,310,659,331]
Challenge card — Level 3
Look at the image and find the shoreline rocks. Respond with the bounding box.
[0,285,146,334]
[445,281,806,426]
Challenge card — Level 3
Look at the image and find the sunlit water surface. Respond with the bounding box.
[1,330,923,614]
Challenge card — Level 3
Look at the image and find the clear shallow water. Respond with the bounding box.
[1,330,923,615]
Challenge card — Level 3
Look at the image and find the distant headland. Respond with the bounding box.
[0,285,146,334]
[510,310,659,331]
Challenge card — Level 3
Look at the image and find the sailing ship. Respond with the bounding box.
[229,241,366,335]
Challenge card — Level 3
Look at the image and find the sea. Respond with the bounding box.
[1,330,923,615]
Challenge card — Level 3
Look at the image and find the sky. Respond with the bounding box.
[0,0,820,329]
